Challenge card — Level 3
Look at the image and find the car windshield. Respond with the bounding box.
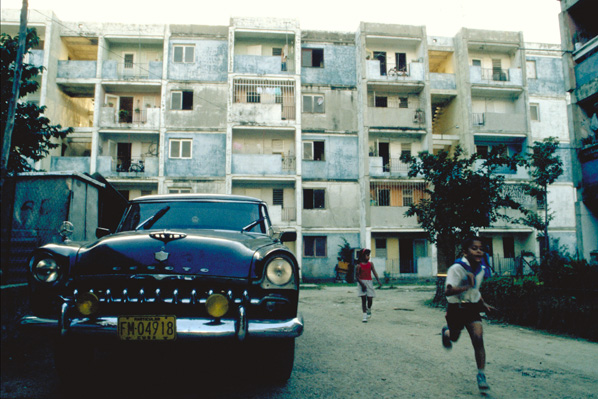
[118,200,269,233]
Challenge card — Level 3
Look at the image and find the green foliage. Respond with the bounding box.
[401,145,520,259]
[337,238,353,263]
[1,28,72,175]
[517,138,563,244]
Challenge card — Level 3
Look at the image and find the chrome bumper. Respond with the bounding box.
[20,313,304,341]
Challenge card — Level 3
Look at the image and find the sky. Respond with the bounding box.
[2,0,563,44]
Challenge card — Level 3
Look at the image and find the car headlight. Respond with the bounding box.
[76,292,100,316]
[32,257,61,283]
[266,257,293,286]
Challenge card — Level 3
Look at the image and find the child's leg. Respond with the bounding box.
[361,296,368,312]
[367,296,373,310]
[465,321,485,370]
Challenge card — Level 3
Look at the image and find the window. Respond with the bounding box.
[472,59,482,67]
[530,103,540,121]
[375,239,387,258]
[304,236,326,257]
[375,96,388,108]
[526,60,537,79]
[399,97,409,109]
[303,141,325,161]
[123,53,134,69]
[401,143,412,159]
[402,189,414,206]
[171,91,193,110]
[272,48,282,56]
[173,45,195,63]
[303,94,325,113]
[169,188,192,193]
[476,145,489,158]
[273,189,284,206]
[395,52,407,72]
[169,139,192,159]
[302,48,324,68]
[303,189,325,209]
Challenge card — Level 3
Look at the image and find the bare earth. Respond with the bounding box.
[1,284,597,398]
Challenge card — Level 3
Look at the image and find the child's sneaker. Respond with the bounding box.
[362,313,368,323]
[441,326,452,349]
[477,373,490,391]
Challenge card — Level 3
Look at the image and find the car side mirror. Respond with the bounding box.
[279,231,297,243]
[96,227,111,238]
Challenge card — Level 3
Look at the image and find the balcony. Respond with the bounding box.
[369,181,427,227]
[269,205,297,224]
[57,60,97,79]
[99,107,160,129]
[367,107,426,131]
[234,55,292,75]
[102,61,163,80]
[366,60,425,82]
[50,156,91,174]
[231,154,296,176]
[369,157,410,177]
[231,78,296,123]
[472,112,526,134]
[470,66,523,94]
[96,156,159,177]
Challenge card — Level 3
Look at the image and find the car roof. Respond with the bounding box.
[130,193,265,204]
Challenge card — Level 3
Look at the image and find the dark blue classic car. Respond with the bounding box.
[21,194,303,381]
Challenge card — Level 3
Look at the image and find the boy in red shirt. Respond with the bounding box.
[355,249,382,323]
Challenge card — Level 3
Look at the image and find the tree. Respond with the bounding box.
[401,145,521,274]
[1,28,72,176]
[517,137,563,254]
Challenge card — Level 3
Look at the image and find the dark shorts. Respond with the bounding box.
[445,302,483,334]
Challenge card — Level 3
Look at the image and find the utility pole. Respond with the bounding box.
[1,0,28,182]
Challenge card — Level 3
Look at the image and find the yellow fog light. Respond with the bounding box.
[76,292,99,316]
[206,294,229,318]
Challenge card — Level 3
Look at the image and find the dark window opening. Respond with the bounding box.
[302,48,324,68]
[304,236,326,257]
[375,96,388,108]
[304,189,325,209]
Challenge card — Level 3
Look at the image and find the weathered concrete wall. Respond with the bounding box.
[301,232,360,281]
[164,83,227,128]
[168,39,228,81]
[301,44,357,87]
[164,132,226,177]
[302,136,359,180]
[301,87,358,132]
[302,182,360,228]
[528,56,565,96]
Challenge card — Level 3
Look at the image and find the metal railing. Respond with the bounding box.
[113,156,151,173]
[369,181,428,207]
[232,78,296,121]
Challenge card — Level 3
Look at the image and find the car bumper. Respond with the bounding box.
[20,313,304,341]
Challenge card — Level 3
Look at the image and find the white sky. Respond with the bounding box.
[2,0,563,44]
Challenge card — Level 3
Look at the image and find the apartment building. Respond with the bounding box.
[1,9,579,280]
[559,0,598,263]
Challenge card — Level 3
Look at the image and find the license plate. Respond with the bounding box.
[118,316,177,341]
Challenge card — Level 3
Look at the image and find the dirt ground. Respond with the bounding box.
[2,284,598,398]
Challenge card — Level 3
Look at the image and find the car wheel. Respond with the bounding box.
[268,338,295,382]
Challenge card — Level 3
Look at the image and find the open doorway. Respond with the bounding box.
[117,143,132,172]
[119,96,133,123]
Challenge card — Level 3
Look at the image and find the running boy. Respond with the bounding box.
[441,237,495,392]
[355,249,382,323]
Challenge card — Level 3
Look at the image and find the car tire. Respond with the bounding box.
[268,338,295,382]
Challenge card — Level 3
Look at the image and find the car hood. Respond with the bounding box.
[75,230,275,279]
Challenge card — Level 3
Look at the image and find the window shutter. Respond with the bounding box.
[302,49,312,67]
[303,142,313,160]
[174,47,183,63]
[182,140,192,158]
[171,92,182,110]
[184,47,194,63]
[303,95,313,112]
[314,96,325,113]
[170,140,180,158]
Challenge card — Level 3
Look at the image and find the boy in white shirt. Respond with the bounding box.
[441,237,495,392]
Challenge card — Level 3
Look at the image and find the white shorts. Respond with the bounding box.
[357,280,376,297]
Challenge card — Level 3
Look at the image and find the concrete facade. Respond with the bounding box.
[0,9,583,279]
[559,0,598,263]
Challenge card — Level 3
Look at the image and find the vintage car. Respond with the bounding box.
[21,194,303,381]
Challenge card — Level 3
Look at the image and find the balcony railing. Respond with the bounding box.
[231,78,296,122]
[100,107,160,128]
[472,112,526,133]
[370,157,410,176]
[369,181,428,207]
[282,207,296,222]
[102,61,163,80]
